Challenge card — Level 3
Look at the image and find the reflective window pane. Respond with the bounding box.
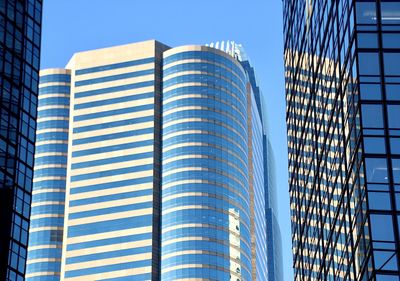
[392,159,400,183]
[384,53,400,76]
[374,250,398,271]
[391,138,400,154]
[383,34,400,49]
[386,84,400,101]
[388,105,400,129]
[361,104,384,128]
[364,137,386,153]
[357,33,378,48]
[360,83,382,100]
[381,2,400,25]
[359,52,380,76]
[365,158,388,183]
[368,191,391,210]
[370,214,394,241]
[356,2,377,24]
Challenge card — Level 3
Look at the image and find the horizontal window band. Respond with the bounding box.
[72,128,153,146]
[160,261,248,280]
[162,170,247,192]
[74,81,154,98]
[32,192,66,203]
[27,248,62,261]
[26,262,61,274]
[69,188,152,207]
[70,164,153,182]
[39,85,70,95]
[71,139,153,157]
[72,116,153,134]
[30,217,65,229]
[163,143,246,168]
[162,206,251,229]
[163,95,246,121]
[75,69,154,86]
[37,121,69,130]
[163,70,244,93]
[163,85,246,108]
[163,74,243,94]
[75,57,154,75]
[162,155,246,179]
[163,61,245,85]
[36,132,68,142]
[163,114,247,139]
[64,260,152,279]
[66,245,152,265]
[163,128,246,153]
[66,233,152,251]
[69,201,153,220]
[67,208,153,228]
[34,157,67,166]
[38,97,70,107]
[163,51,244,80]
[40,74,71,83]
[67,215,153,237]
[37,108,69,118]
[70,177,153,195]
[71,158,153,178]
[33,180,66,189]
[161,224,252,250]
[74,92,153,110]
[162,181,249,207]
[71,152,153,169]
[73,104,153,122]
[36,144,68,154]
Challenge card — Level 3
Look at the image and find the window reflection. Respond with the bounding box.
[392,159,400,183]
[356,2,377,25]
[365,158,388,183]
[381,2,400,25]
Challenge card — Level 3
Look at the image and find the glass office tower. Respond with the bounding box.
[284,0,400,280]
[26,40,273,280]
[26,69,71,280]
[0,1,42,280]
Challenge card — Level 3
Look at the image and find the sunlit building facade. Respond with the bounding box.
[26,69,71,280]
[0,0,42,280]
[26,40,274,280]
[284,0,400,280]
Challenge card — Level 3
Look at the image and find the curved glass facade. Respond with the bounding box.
[161,47,252,281]
[26,69,71,281]
[25,41,273,281]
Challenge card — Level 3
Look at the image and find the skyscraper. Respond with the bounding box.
[26,40,274,280]
[0,1,42,280]
[284,0,400,280]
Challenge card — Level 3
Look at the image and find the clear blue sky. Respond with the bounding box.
[41,1,292,279]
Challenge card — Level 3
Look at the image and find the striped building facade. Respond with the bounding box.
[26,69,71,280]
[27,40,273,280]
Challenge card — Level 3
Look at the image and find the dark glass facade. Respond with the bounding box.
[284,0,400,280]
[0,0,42,280]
